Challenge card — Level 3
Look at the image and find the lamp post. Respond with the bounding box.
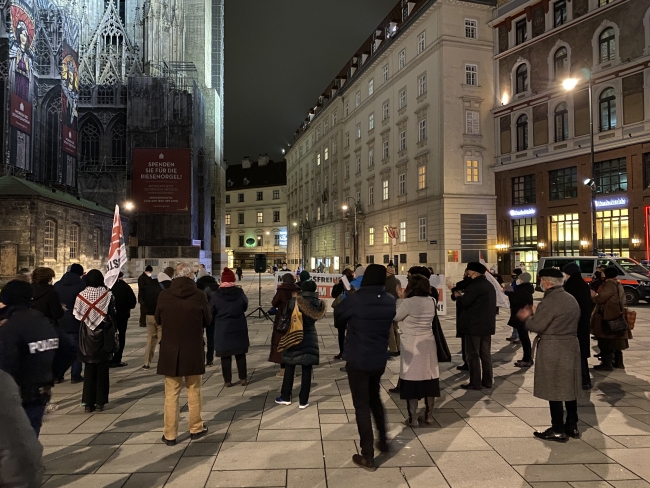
[293,220,310,270]
[342,196,358,266]
[563,63,597,256]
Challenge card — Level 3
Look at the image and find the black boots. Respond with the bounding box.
[614,350,625,369]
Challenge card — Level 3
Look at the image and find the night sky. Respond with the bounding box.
[224,0,399,166]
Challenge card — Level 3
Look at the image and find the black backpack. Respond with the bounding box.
[275,298,295,333]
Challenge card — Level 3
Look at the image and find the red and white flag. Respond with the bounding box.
[479,250,486,265]
[105,205,128,289]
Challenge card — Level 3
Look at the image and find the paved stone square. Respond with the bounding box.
[40,273,650,487]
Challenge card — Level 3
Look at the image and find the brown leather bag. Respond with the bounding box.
[625,309,637,331]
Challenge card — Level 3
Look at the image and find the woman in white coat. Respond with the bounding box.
[394,274,440,427]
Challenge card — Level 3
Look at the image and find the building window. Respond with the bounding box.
[597,209,629,257]
[274,234,280,246]
[418,165,426,189]
[226,195,230,204]
[466,110,480,135]
[317,154,321,166]
[333,140,338,154]
[324,148,329,160]
[345,132,350,147]
[595,157,627,194]
[465,64,478,86]
[512,218,537,246]
[644,153,650,189]
[345,161,350,179]
[399,221,406,243]
[258,234,264,246]
[345,231,350,248]
[356,123,361,140]
[92,228,101,260]
[418,74,427,96]
[466,159,480,183]
[550,213,580,256]
[225,214,231,225]
[418,120,427,141]
[515,64,528,94]
[344,102,350,117]
[382,100,389,120]
[554,47,568,80]
[599,88,616,131]
[257,191,263,201]
[512,174,536,205]
[417,31,426,53]
[399,131,407,152]
[68,224,79,260]
[238,235,245,247]
[97,85,113,104]
[383,226,390,244]
[382,179,389,200]
[273,210,281,222]
[369,148,374,167]
[599,27,616,63]
[369,113,374,131]
[369,185,374,205]
[554,102,569,142]
[516,114,528,151]
[44,220,56,259]
[465,19,477,39]
[460,214,487,262]
[356,156,361,174]
[224,235,230,248]
[317,206,321,220]
[399,89,407,109]
[238,193,244,203]
[355,91,361,108]
[383,64,389,83]
[333,111,338,125]
[369,227,375,246]
[549,166,578,200]
[383,140,389,159]
[554,0,567,27]
[419,217,426,241]
[515,19,527,45]
[599,0,614,6]
[399,173,406,195]
[398,49,406,70]
[238,213,245,224]
[368,79,374,96]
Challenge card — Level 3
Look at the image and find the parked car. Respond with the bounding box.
[537,256,650,305]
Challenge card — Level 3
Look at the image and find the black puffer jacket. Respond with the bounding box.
[507,282,535,328]
[282,292,325,366]
[54,272,87,333]
[31,283,64,324]
[210,286,249,357]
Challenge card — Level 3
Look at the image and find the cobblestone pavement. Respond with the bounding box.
[40,273,650,487]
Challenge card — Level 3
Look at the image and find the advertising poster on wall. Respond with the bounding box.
[8,0,34,136]
[132,148,192,213]
[61,41,79,156]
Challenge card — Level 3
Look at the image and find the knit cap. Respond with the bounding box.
[221,267,236,283]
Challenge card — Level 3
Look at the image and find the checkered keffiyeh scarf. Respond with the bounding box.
[73,286,112,331]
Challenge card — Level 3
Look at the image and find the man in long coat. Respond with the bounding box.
[518,268,581,442]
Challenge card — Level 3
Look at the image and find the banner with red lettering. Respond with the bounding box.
[105,205,128,289]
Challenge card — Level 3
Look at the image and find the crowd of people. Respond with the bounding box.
[0,257,636,482]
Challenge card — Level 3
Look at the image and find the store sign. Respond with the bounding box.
[509,208,536,217]
[595,197,627,209]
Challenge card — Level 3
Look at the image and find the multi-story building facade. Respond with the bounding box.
[491,0,650,273]
[287,0,497,278]
[225,157,288,269]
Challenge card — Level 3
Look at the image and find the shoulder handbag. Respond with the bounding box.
[602,286,629,334]
[625,309,636,331]
[277,300,304,352]
[103,317,120,354]
[431,299,452,363]
[275,298,295,334]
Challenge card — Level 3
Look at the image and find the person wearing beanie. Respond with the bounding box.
[0,280,59,435]
[334,263,395,471]
[109,272,137,368]
[299,270,311,283]
[561,263,593,389]
[269,273,300,375]
[31,267,64,325]
[210,267,250,387]
[453,262,496,390]
[137,266,155,327]
[275,278,325,409]
[591,266,631,372]
[142,271,163,370]
[517,267,581,443]
[507,272,535,368]
[54,263,88,382]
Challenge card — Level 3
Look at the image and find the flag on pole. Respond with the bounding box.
[479,250,486,265]
[105,205,128,289]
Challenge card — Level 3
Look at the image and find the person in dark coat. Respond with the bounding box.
[142,274,163,370]
[210,267,249,386]
[454,262,496,390]
[73,270,117,413]
[270,273,300,375]
[110,272,137,368]
[506,268,523,342]
[137,265,154,327]
[31,267,64,325]
[507,272,535,367]
[563,262,594,390]
[386,263,402,357]
[53,263,86,383]
[236,266,243,281]
[450,270,472,371]
[0,280,59,436]
[334,264,396,472]
[197,275,219,366]
[331,268,355,360]
[0,370,44,487]
[590,267,605,292]
[275,280,325,408]
[155,262,212,445]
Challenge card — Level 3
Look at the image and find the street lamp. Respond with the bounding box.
[342,196,359,266]
[563,63,597,256]
[124,201,135,211]
[293,220,310,270]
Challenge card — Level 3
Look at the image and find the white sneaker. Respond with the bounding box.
[299,403,309,409]
[46,403,59,413]
[276,370,285,377]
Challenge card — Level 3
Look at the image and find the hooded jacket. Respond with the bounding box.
[334,285,395,371]
[54,272,87,333]
[210,286,249,357]
[282,293,325,366]
[155,277,212,377]
[31,283,64,324]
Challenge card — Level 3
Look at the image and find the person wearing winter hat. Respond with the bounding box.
[507,272,535,368]
[270,273,300,374]
[210,268,249,386]
[454,262,496,390]
[299,270,311,283]
[333,264,396,471]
